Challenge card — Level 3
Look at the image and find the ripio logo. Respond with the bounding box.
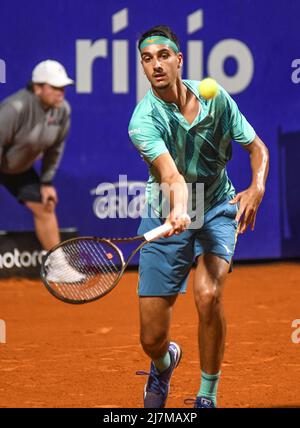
[76,8,254,101]
[0,59,6,84]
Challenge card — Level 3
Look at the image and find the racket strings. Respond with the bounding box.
[44,239,123,301]
[80,241,120,298]
[50,243,119,300]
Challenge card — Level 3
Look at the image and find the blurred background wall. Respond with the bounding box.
[0,0,299,261]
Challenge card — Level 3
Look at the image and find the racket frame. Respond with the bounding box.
[40,235,145,304]
[40,222,174,304]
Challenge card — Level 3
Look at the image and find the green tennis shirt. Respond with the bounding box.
[128,80,256,214]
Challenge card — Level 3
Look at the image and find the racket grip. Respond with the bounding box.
[144,223,173,242]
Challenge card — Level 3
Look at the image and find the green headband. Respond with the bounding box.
[139,36,179,54]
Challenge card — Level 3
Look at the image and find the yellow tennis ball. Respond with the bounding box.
[198,77,218,100]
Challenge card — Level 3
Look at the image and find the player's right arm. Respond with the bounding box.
[152,152,190,236]
[129,114,189,236]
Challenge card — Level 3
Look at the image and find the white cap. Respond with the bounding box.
[32,60,74,87]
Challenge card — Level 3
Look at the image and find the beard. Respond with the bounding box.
[152,81,171,91]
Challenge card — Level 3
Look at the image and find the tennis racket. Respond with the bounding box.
[40,222,173,305]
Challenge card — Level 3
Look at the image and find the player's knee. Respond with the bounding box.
[140,331,167,355]
[194,282,223,315]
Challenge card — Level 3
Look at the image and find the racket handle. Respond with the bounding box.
[144,223,173,242]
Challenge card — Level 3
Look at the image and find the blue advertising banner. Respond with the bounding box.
[0,0,299,260]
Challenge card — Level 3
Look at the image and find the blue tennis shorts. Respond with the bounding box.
[137,197,239,297]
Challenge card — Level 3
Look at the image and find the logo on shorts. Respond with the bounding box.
[222,244,232,255]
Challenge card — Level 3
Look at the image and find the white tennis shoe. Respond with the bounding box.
[45,248,86,283]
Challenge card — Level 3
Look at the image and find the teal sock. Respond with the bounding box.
[153,351,171,373]
[197,370,221,407]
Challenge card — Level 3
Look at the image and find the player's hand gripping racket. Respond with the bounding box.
[40,223,173,304]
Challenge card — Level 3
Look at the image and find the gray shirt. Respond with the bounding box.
[0,88,71,183]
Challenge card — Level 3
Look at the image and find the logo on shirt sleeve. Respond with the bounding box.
[128,128,142,136]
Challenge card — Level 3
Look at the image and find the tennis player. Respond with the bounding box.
[0,60,73,251]
[129,25,269,408]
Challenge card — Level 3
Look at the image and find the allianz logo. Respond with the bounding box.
[90,176,146,219]
[0,249,46,269]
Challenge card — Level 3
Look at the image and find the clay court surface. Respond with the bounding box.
[0,262,300,408]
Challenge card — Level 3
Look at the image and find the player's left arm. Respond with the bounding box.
[229,135,269,234]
